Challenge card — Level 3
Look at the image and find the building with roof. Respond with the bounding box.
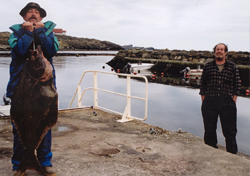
[52,28,66,35]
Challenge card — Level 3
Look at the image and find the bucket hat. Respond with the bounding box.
[19,2,46,18]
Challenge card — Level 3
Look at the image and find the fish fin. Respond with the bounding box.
[18,151,44,174]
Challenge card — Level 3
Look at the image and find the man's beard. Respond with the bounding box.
[216,56,223,61]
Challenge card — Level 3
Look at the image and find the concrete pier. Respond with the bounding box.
[1,108,250,175]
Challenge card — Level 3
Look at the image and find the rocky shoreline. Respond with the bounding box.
[0,52,117,57]
[108,48,250,68]
[0,32,123,51]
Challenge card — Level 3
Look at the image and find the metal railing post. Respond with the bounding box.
[127,76,131,118]
[93,71,98,109]
[77,85,81,108]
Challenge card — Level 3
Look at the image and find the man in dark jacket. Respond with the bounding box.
[199,43,241,154]
[7,2,59,176]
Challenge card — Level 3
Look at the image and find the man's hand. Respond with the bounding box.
[34,22,44,29]
[233,95,238,103]
[22,21,44,32]
[22,22,34,32]
[201,95,205,102]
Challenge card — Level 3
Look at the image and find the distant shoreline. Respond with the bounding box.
[0,51,118,57]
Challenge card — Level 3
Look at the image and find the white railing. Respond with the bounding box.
[69,70,148,122]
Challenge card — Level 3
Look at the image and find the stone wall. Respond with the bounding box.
[107,48,250,89]
[113,48,250,65]
[108,48,250,72]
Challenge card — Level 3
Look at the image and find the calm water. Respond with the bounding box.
[1,54,250,155]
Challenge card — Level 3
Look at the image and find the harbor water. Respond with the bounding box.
[0,52,250,155]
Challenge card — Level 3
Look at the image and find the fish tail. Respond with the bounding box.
[18,150,43,174]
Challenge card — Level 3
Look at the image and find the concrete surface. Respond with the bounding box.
[0,108,250,176]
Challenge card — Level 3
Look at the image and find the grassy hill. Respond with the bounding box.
[0,32,11,50]
[0,32,123,51]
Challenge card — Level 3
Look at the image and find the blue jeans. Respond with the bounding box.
[201,97,238,154]
[12,122,53,170]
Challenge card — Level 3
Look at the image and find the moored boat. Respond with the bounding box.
[180,66,203,78]
[124,62,154,74]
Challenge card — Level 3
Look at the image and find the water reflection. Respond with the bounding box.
[57,51,118,54]
[132,70,250,98]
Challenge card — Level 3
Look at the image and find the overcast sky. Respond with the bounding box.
[1,0,250,51]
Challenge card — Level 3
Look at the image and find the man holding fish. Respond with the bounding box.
[7,2,59,176]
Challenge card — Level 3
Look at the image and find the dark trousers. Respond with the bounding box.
[12,122,53,170]
[201,97,238,154]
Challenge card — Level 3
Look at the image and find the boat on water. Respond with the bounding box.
[123,62,154,74]
[1,94,10,116]
[0,105,10,116]
[180,66,203,78]
[130,63,154,72]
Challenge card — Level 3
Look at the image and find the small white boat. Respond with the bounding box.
[180,66,203,77]
[0,105,10,116]
[1,94,11,116]
[123,62,154,74]
[130,63,154,72]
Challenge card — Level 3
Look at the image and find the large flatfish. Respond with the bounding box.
[11,45,58,173]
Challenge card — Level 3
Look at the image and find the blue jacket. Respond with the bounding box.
[7,21,59,98]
